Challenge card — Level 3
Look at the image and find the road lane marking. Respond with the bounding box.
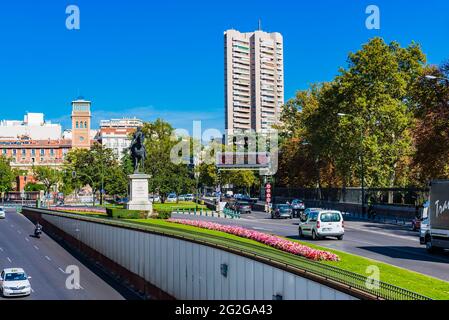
[33,245,39,250]
[0,247,3,252]
[58,267,66,274]
[345,226,417,241]
[17,230,22,234]
[25,237,29,242]
[45,256,51,261]
[31,288,34,293]
[6,257,12,263]
[10,224,14,228]
[253,227,272,231]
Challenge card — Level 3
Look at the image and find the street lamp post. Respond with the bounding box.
[424,75,449,83]
[337,113,366,215]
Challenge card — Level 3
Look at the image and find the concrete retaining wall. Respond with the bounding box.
[23,208,357,300]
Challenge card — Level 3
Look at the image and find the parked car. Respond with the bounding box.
[177,194,187,201]
[225,201,252,214]
[184,194,194,201]
[166,193,177,203]
[0,268,32,297]
[271,204,293,219]
[290,199,305,217]
[148,194,161,203]
[0,207,5,219]
[298,209,344,240]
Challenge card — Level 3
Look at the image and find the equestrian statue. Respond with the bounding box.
[130,127,147,173]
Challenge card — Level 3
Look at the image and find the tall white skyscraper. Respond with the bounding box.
[224,29,284,133]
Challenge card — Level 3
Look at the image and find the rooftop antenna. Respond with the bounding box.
[258,18,262,31]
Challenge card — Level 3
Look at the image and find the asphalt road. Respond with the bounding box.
[172,210,449,282]
[0,208,126,300]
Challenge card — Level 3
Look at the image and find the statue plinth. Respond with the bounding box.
[126,174,152,214]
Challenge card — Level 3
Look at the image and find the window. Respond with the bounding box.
[50,149,55,157]
[320,212,341,222]
[76,121,79,128]
[12,149,16,156]
[2,149,6,155]
[40,149,45,156]
[21,149,26,157]
[84,121,88,128]
[31,149,36,156]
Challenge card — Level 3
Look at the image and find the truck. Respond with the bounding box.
[420,180,449,253]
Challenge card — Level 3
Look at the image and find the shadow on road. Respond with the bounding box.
[357,246,449,263]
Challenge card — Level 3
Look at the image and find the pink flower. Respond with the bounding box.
[167,219,340,262]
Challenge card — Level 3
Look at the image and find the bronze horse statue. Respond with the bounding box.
[130,127,146,173]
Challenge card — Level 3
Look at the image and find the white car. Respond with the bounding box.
[298,209,344,240]
[166,193,177,203]
[0,207,5,219]
[0,268,32,297]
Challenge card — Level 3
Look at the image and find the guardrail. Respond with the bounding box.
[22,207,431,300]
[223,208,241,219]
[174,207,241,219]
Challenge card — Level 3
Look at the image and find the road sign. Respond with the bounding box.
[265,183,272,204]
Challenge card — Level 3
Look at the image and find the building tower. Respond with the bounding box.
[71,97,91,149]
[224,29,284,133]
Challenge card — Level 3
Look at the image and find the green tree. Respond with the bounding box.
[409,62,449,184]
[33,166,61,195]
[280,37,426,188]
[142,119,195,202]
[64,143,125,204]
[0,156,14,201]
[24,182,45,192]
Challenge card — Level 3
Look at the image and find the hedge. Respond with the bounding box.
[153,208,172,219]
[106,208,148,219]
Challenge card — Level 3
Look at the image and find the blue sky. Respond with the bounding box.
[0,0,448,132]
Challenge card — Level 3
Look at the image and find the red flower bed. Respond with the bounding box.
[167,219,340,262]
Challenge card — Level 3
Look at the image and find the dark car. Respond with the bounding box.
[290,199,305,218]
[226,201,252,214]
[271,204,293,219]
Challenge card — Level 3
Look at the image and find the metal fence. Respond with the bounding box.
[271,187,429,207]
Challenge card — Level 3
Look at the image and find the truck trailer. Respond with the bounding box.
[421,180,449,253]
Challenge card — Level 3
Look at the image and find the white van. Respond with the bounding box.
[298,209,344,240]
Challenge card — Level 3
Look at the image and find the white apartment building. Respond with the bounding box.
[0,112,62,140]
[224,29,284,133]
[97,118,143,160]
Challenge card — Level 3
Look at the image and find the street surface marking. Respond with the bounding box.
[6,257,12,263]
[17,230,22,234]
[31,288,34,293]
[25,237,29,242]
[33,245,39,250]
[58,267,66,274]
[0,247,3,252]
[45,256,51,261]
[345,225,417,241]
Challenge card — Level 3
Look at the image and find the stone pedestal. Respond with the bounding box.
[126,174,152,214]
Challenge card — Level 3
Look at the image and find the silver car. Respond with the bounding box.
[0,207,5,219]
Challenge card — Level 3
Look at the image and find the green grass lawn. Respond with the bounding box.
[125,218,449,300]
